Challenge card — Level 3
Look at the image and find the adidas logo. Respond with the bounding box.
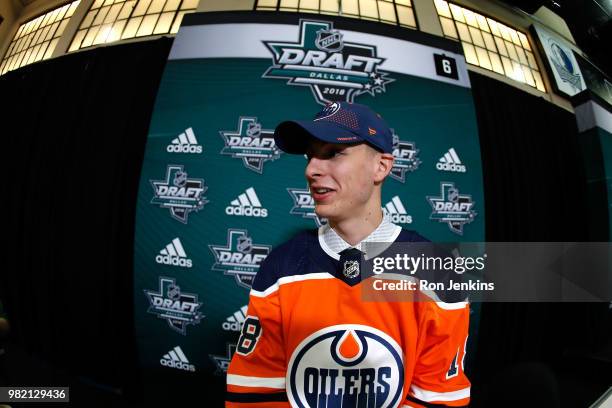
[222,305,248,332]
[166,127,203,154]
[160,346,196,372]
[225,187,268,217]
[155,238,193,268]
[383,196,412,224]
[436,148,466,172]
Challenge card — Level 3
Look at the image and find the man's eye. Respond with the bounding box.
[306,149,345,160]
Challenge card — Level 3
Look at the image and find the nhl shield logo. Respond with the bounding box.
[173,170,187,187]
[315,28,343,52]
[343,260,360,278]
[246,122,262,137]
[167,283,181,299]
[237,236,253,253]
[447,186,459,203]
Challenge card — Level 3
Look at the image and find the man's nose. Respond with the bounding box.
[305,156,325,180]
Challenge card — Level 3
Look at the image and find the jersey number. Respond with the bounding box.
[236,316,262,356]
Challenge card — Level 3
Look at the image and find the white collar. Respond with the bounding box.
[318,213,402,260]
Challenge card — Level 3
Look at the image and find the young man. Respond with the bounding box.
[226,102,470,408]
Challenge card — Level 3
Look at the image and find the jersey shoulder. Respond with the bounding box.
[396,228,430,243]
[251,229,322,292]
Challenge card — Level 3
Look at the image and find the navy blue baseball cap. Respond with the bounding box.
[274,102,393,154]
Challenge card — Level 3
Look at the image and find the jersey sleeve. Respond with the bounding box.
[405,300,471,407]
[226,253,290,407]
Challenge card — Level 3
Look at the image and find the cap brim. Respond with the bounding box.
[274,120,362,154]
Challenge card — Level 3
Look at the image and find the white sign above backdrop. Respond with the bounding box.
[533,24,586,97]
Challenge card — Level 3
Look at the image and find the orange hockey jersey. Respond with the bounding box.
[226,227,470,408]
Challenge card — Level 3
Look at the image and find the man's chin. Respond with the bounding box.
[314,205,339,224]
[314,206,333,221]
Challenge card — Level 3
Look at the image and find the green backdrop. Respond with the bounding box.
[133,11,485,400]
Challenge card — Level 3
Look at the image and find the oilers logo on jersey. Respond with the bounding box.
[287,324,404,408]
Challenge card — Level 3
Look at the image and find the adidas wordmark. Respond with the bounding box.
[436,148,466,172]
[225,187,268,217]
[384,196,412,224]
[160,346,196,372]
[156,238,193,268]
[167,127,203,154]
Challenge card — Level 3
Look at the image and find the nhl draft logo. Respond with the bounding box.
[209,229,271,290]
[209,343,236,376]
[287,324,404,408]
[287,186,328,227]
[220,117,282,174]
[427,182,476,235]
[150,165,208,223]
[144,277,203,335]
[263,20,394,105]
[548,40,583,92]
[390,131,421,183]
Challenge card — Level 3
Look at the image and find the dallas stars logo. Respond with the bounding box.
[427,182,476,235]
[150,165,208,224]
[209,343,236,376]
[287,186,328,227]
[263,19,394,105]
[548,40,583,92]
[220,117,282,174]
[390,131,421,183]
[209,229,271,290]
[144,277,203,335]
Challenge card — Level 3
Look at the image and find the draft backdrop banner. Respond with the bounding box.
[133,11,485,402]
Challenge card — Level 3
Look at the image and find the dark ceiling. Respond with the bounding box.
[499,0,611,76]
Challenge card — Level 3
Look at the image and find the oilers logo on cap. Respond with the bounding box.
[315,102,342,121]
[287,324,405,408]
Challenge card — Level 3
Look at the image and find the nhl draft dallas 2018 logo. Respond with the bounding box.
[209,229,271,290]
[220,117,282,174]
[150,165,208,224]
[263,20,393,105]
[390,131,421,183]
[144,277,203,335]
[427,182,476,235]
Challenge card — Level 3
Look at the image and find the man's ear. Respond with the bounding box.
[373,152,394,183]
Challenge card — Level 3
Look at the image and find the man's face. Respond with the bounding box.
[305,140,385,223]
